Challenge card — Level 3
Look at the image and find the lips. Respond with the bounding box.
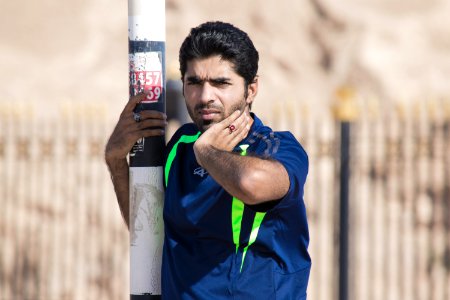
[200,109,220,120]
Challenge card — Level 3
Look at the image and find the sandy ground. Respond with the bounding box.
[1,0,450,120]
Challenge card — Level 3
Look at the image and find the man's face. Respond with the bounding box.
[183,55,255,132]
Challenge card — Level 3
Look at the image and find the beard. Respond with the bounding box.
[187,98,247,132]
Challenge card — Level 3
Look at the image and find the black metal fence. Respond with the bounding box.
[1,97,449,299]
[267,96,450,300]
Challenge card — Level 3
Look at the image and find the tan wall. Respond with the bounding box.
[2,0,450,115]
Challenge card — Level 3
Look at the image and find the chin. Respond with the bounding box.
[196,120,217,132]
[198,123,212,132]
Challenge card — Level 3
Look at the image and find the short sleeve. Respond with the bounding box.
[269,132,309,209]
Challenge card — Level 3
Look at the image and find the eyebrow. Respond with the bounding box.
[210,77,231,84]
[186,75,201,83]
[185,76,231,84]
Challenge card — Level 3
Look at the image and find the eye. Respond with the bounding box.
[211,79,231,87]
[186,77,202,85]
[187,80,200,85]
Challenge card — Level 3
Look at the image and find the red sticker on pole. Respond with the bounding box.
[129,52,163,103]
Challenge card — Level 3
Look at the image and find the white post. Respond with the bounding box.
[128,0,165,298]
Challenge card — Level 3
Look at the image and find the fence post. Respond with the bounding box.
[332,87,358,300]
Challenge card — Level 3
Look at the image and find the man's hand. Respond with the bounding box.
[104,93,167,228]
[192,110,289,205]
[193,110,251,166]
[105,93,167,163]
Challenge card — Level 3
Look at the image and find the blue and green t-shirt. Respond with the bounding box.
[162,114,310,299]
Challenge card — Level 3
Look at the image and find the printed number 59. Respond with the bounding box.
[146,87,161,100]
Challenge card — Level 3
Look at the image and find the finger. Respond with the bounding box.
[232,111,247,129]
[123,93,147,114]
[139,110,167,120]
[120,110,166,128]
[229,112,251,138]
[136,118,167,129]
[142,128,165,137]
[220,110,241,128]
[230,121,248,140]
[224,111,247,136]
[116,112,139,128]
[132,128,165,139]
[230,123,250,145]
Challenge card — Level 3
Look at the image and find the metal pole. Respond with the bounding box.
[128,0,165,298]
[338,121,350,300]
[333,87,357,300]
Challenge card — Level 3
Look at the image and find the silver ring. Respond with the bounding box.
[133,112,141,123]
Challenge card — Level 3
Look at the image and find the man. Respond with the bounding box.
[105,21,311,299]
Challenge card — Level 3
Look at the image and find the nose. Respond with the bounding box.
[199,82,215,105]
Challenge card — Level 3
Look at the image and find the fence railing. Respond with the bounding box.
[266,96,450,300]
[1,98,449,299]
[1,101,128,300]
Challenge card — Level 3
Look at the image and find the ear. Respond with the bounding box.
[246,76,259,106]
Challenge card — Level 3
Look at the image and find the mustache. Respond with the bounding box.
[194,104,224,112]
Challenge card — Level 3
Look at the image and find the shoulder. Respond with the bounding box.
[247,116,309,183]
[272,131,308,163]
[246,117,307,164]
[166,123,200,150]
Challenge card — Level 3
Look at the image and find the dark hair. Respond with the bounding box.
[179,21,259,86]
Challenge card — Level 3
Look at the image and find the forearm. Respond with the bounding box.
[104,94,167,229]
[196,146,288,205]
[106,157,130,229]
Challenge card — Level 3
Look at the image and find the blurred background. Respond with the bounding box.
[1,0,450,299]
